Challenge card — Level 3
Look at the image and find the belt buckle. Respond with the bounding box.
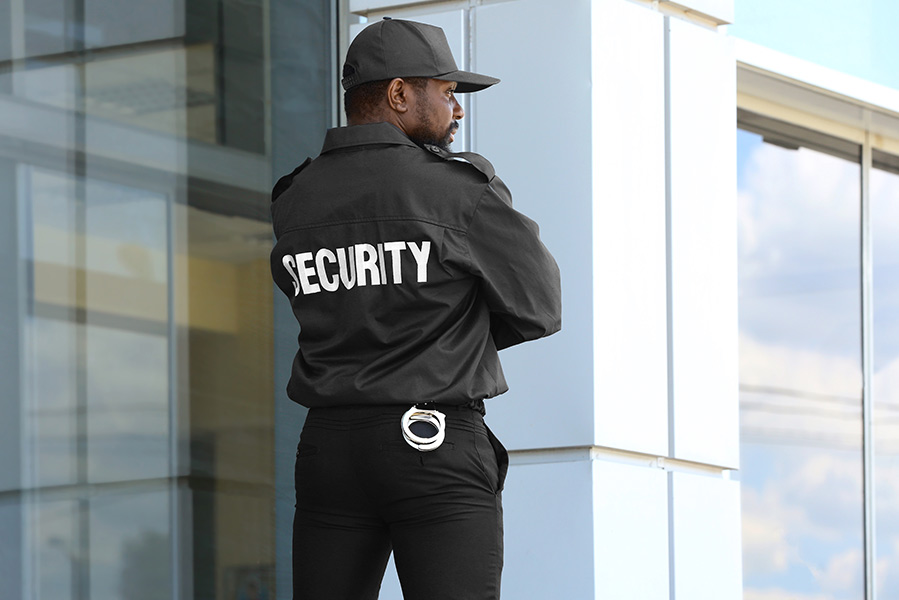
[401,405,446,452]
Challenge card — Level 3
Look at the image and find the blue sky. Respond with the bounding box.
[730,0,899,90]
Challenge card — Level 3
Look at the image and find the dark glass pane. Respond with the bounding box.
[0,0,336,596]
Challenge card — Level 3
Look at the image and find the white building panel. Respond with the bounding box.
[594,460,669,599]
[474,0,595,451]
[672,472,742,600]
[502,459,596,599]
[667,17,739,468]
[591,0,668,456]
[662,0,733,24]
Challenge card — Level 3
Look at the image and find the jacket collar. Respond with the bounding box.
[321,122,420,154]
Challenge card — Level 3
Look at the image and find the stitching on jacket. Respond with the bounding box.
[278,215,469,236]
[465,185,492,236]
[458,185,491,272]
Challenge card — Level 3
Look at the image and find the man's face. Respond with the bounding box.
[406,79,464,151]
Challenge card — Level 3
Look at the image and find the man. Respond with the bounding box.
[270,17,561,600]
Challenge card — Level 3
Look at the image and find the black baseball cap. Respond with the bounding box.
[342,17,500,93]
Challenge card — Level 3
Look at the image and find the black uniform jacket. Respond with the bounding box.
[270,122,561,412]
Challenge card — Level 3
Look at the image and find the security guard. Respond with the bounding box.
[271,17,562,600]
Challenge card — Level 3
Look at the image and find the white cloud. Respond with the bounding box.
[739,330,865,596]
[877,552,892,598]
[810,548,863,592]
[741,486,797,576]
[740,333,861,399]
[739,141,861,277]
[874,357,899,457]
[871,168,899,232]
[737,138,874,365]
[735,336,899,600]
[875,355,899,401]
[738,134,899,599]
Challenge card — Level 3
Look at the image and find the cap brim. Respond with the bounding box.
[436,70,501,93]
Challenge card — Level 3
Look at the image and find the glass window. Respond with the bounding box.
[85,0,186,49]
[873,152,899,598]
[0,0,336,595]
[738,123,864,599]
[24,317,79,488]
[30,498,81,600]
[11,2,262,152]
[22,0,73,57]
[89,489,172,600]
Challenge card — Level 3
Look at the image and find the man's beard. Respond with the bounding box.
[408,100,459,151]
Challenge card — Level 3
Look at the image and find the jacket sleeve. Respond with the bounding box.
[465,177,562,350]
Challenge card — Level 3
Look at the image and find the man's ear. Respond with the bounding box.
[387,78,410,114]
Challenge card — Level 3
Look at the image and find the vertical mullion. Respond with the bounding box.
[467,5,476,153]
[861,124,875,600]
[72,0,91,596]
[663,15,676,600]
[166,188,180,600]
[331,0,340,127]
[463,6,471,153]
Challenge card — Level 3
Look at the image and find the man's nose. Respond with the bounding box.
[453,97,464,120]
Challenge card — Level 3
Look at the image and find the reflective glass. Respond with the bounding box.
[2,0,299,596]
[89,489,171,600]
[738,127,864,599]
[84,0,186,49]
[872,158,899,597]
[21,0,72,57]
[24,317,79,488]
[10,11,257,151]
[86,324,169,483]
[29,498,79,600]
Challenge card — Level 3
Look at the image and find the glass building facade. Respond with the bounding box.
[735,91,899,598]
[0,0,333,598]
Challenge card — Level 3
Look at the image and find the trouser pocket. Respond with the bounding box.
[484,424,509,493]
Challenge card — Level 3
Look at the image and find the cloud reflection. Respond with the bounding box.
[738,130,864,600]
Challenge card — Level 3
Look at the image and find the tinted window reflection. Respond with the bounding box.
[22,0,72,57]
[25,317,79,488]
[872,161,899,597]
[86,324,169,483]
[90,490,171,600]
[738,128,864,599]
[3,0,315,596]
[16,159,275,596]
[14,2,262,151]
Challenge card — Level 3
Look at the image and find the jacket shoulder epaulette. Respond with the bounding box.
[272,157,313,202]
[423,144,496,182]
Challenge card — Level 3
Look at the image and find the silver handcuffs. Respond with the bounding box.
[401,405,446,452]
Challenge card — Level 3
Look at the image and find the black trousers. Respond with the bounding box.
[292,404,508,600]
